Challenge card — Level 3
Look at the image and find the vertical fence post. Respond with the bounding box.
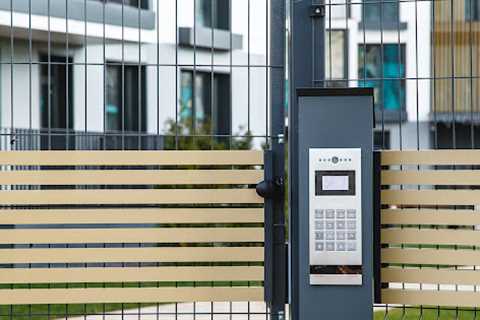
[290,1,325,320]
[269,0,287,319]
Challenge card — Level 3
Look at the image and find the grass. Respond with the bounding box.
[374,308,480,319]
[0,304,150,320]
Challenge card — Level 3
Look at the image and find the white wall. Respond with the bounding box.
[0,40,268,142]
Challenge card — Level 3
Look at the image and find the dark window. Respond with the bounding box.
[361,0,400,29]
[466,0,480,21]
[106,64,146,133]
[98,0,148,10]
[196,0,230,30]
[325,30,348,88]
[358,44,406,118]
[374,131,390,150]
[40,55,74,150]
[180,70,231,137]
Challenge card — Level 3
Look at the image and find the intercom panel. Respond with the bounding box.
[309,148,362,285]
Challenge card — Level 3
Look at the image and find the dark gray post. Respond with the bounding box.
[290,89,374,319]
[290,3,374,319]
[268,0,287,319]
[289,2,325,319]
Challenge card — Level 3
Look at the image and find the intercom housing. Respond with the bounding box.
[289,88,374,320]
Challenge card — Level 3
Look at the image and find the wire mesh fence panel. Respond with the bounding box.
[0,0,286,319]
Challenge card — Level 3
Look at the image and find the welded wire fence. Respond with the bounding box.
[0,0,285,319]
[323,0,480,319]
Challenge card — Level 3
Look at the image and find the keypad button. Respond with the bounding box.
[326,242,335,251]
[315,209,324,219]
[326,221,335,230]
[336,220,346,230]
[347,220,356,230]
[336,210,345,219]
[347,209,356,219]
[347,242,357,251]
[347,232,356,240]
[315,231,324,240]
[326,231,335,240]
[315,221,324,230]
[326,210,335,219]
[315,242,324,251]
[336,242,346,251]
[336,231,346,240]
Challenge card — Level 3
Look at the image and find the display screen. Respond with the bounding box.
[315,170,355,196]
[322,175,349,191]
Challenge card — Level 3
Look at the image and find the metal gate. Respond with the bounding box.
[0,150,264,305]
[0,0,286,319]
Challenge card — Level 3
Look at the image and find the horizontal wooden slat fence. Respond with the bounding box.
[380,150,480,308]
[0,150,265,305]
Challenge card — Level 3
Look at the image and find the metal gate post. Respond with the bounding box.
[290,1,325,320]
[268,0,287,318]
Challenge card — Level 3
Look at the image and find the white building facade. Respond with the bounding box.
[0,0,270,150]
[325,0,432,150]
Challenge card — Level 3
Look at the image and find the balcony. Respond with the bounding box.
[0,0,155,44]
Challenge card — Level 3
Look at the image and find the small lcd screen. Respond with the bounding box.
[315,170,355,196]
[322,175,349,191]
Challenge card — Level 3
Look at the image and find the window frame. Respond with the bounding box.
[325,29,349,88]
[358,43,407,123]
[179,69,232,137]
[359,0,405,30]
[195,0,230,31]
[105,62,147,134]
[465,0,480,21]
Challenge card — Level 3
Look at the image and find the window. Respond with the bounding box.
[358,44,406,119]
[374,131,390,150]
[106,64,146,133]
[40,55,74,150]
[466,0,480,21]
[196,0,230,30]
[98,0,148,10]
[325,30,348,87]
[361,0,400,29]
[180,70,231,137]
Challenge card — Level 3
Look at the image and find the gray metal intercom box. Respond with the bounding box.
[289,88,374,320]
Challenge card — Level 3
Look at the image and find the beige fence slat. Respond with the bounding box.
[381,289,480,308]
[0,266,264,284]
[0,151,264,166]
[0,287,264,305]
[0,227,264,245]
[0,208,264,225]
[0,247,264,264]
[0,170,264,186]
[381,150,480,166]
[382,248,480,265]
[381,268,480,285]
[382,229,480,246]
[381,170,480,185]
[381,190,480,205]
[0,189,263,205]
[381,209,480,226]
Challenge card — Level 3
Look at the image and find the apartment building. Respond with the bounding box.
[325,0,431,149]
[0,0,268,150]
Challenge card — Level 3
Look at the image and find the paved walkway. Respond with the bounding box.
[67,302,275,320]
[65,283,475,319]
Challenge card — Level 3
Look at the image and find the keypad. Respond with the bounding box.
[313,207,358,252]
